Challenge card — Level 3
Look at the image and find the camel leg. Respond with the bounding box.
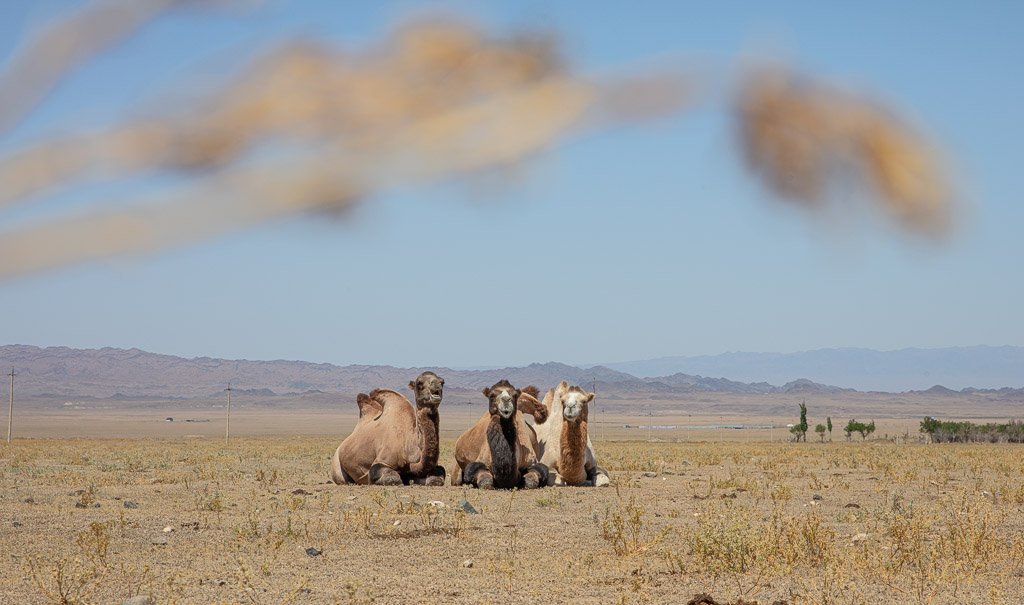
[452,463,464,486]
[464,462,494,489]
[329,445,351,485]
[521,462,549,489]
[409,465,446,487]
[424,464,445,487]
[591,465,610,487]
[368,463,403,486]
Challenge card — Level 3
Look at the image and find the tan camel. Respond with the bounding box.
[452,380,549,489]
[329,371,445,486]
[535,380,610,486]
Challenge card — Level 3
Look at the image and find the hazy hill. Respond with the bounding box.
[3,344,1021,401]
[2,344,857,400]
[601,346,1024,392]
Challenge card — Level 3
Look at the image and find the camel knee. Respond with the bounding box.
[423,465,446,487]
[369,464,403,486]
[522,462,548,489]
[464,463,493,489]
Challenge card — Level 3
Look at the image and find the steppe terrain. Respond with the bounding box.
[3,345,1023,603]
[3,437,1023,604]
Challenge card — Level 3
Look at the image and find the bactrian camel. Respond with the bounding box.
[453,380,549,489]
[534,380,610,486]
[330,371,445,486]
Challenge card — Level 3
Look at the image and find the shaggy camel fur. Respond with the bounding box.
[330,371,445,486]
[535,380,610,486]
[452,380,549,489]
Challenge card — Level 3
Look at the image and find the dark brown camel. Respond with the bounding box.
[452,380,549,489]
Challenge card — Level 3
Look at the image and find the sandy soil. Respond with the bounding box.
[2,437,1022,604]
[6,407,932,442]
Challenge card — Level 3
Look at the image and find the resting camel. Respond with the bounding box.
[534,380,610,486]
[453,380,549,489]
[329,371,445,486]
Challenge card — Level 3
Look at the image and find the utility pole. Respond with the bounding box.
[647,407,653,442]
[7,368,14,444]
[225,383,232,442]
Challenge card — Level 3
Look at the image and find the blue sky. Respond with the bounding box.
[1,1,1022,368]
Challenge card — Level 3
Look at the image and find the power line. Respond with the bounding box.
[225,383,232,441]
[6,367,14,444]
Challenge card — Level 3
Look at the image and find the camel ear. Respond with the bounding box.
[482,387,491,398]
[558,380,569,390]
[408,381,417,392]
[584,392,595,404]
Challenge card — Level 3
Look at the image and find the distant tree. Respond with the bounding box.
[918,417,1024,444]
[845,419,874,441]
[826,416,833,440]
[795,402,809,442]
[815,423,827,442]
[920,416,940,436]
[839,419,875,441]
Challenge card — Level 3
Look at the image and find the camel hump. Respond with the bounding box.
[365,388,416,420]
[356,392,385,420]
[522,385,540,399]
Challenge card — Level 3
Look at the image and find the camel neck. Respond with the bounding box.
[409,405,439,476]
[559,417,587,484]
[487,414,520,488]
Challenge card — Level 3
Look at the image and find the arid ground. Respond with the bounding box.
[3,429,1024,604]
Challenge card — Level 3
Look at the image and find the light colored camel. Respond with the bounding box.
[452,380,549,489]
[329,371,445,486]
[534,380,610,486]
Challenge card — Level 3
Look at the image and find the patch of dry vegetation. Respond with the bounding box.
[2,438,1023,604]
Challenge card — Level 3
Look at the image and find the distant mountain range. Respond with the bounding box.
[3,345,1023,401]
[599,346,1024,392]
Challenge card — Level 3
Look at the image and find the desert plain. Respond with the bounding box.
[2,390,1024,605]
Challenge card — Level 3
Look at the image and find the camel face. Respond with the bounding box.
[561,387,594,421]
[483,380,519,420]
[409,371,444,408]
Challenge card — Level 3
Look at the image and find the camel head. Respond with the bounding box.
[409,371,444,408]
[559,385,594,422]
[517,385,548,424]
[483,380,519,420]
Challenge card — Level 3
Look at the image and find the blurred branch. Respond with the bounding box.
[0,3,954,281]
[0,0,193,136]
[738,68,950,236]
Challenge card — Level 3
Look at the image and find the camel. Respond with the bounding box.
[452,380,549,489]
[329,371,445,486]
[534,380,610,486]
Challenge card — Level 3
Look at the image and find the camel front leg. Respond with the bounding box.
[368,463,403,486]
[520,462,549,489]
[588,464,611,487]
[409,465,446,487]
[463,462,495,489]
